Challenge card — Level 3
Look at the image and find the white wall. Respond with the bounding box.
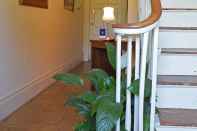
[0,0,83,120]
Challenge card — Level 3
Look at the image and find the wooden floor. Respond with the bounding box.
[0,62,92,131]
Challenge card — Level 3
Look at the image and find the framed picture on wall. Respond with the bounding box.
[64,0,74,11]
[19,0,48,9]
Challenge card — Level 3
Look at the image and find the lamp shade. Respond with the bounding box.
[102,7,115,21]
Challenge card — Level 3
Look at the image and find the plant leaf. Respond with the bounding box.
[80,91,97,104]
[96,111,114,131]
[91,94,115,117]
[144,112,150,131]
[128,79,152,98]
[106,43,116,70]
[128,79,140,96]
[54,73,83,86]
[104,77,115,89]
[97,76,116,95]
[96,101,123,131]
[85,69,109,93]
[74,121,92,131]
[106,43,132,70]
[66,96,90,118]
[145,79,152,98]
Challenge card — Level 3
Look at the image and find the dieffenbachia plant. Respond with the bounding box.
[54,43,152,131]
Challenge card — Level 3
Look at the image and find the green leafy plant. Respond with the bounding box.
[54,43,152,131]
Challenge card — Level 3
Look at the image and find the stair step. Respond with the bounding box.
[161,0,197,9]
[157,85,197,109]
[159,30,197,49]
[160,10,197,27]
[158,75,197,86]
[158,55,197,75]
[159,108,197,127]
[161,48,197,55]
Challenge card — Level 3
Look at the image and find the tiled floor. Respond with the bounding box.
[0,62,92,131]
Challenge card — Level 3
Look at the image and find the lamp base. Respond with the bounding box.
[106,36,113,40]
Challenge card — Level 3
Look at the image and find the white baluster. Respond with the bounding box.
[125,36,133,131]
[134,36,140,131]
[116,35,122,131]
[139,32,149,131]
[150,27,159,131]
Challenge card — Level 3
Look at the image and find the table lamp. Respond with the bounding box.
[101,7,115,39]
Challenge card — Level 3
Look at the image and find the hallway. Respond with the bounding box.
[0,62,91,131]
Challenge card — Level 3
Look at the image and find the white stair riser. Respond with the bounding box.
[161,0,197,9]
[157,85,197,109]
[158,55,197,75]
[160,11,197,27]
[156,126,197,131]
[159,30,197,49]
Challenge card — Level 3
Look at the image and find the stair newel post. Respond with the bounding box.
[116,34,122,131]
[134,36,141,131]
[139,32,149,131]
[125,36,133,131]
[150,27,159,131]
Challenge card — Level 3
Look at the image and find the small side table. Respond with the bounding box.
[90,39,116,75]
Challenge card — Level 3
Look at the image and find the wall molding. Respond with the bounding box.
[0,58,82,120]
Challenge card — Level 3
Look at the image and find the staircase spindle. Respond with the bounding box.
[134,36,140,131]
[139,32,149,131]
[150,27,159,131]
[125,36,133,131]
[116,35,122,131]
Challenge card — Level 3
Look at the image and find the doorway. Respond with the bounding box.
[82,0,128,61]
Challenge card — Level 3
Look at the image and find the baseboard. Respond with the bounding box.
[0,58,82,121]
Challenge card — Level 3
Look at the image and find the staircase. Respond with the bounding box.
[112,0,197,130]
[156,0,197,131]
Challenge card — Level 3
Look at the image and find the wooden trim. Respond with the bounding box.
[90,39,115,43]
[158,75,197,86]
[161,48,197,55]
[159,108,197,127]
[163,8,197,11]
[112,0,162,29]
[160,27,197,30]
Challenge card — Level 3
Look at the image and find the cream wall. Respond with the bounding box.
[128,0,138,22]
[0,0,83,120]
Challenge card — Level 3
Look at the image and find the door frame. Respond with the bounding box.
[82,0,91,61]
[82,0,128,61]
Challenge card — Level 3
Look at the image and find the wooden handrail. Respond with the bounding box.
[112,0,162,29]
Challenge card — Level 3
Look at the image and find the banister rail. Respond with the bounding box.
[112,0,162,131]
[112,0,161,29]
